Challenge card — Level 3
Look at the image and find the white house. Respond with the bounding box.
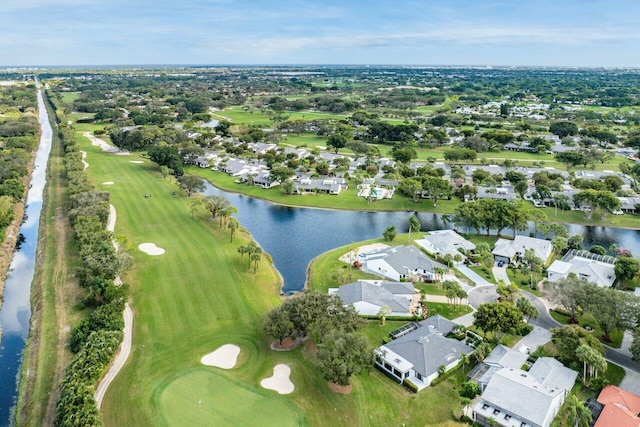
[359,245,446,282]
[415,230,476,260]
[492,236,553,265]
[473,358,577,427]
[547,250,616,288]
[375,315,473,391]
[329,280,418,317]
[467,344,528,393]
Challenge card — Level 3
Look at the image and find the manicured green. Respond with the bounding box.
[158,369,303,427]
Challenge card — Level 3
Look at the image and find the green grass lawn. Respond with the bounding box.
[60,92,80,103]
[424,302,472,320]
[505,268,544,296]
[80,136,466,426]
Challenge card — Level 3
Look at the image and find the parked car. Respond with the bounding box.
[518,345,531,354]
[497,261,505,267]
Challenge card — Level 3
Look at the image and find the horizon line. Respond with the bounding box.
[2,63,640,70]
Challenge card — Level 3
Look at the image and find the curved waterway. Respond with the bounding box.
[0,79,52,426]
[203,183,640,294]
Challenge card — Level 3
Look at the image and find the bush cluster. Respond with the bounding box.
[51,98,130,427]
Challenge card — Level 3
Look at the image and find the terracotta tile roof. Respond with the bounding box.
[595,385,640,427]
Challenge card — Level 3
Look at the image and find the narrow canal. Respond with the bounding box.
[0,78,53,426]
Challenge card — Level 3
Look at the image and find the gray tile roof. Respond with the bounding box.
[366,245,446,275]
[335,280,414,314]
[383,316,473,378]
[422,230,476,255]
[478,359,577,427]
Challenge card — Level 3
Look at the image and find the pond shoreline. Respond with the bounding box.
[192,168,640,231]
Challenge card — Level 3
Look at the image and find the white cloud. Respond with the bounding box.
[212,24,640,55]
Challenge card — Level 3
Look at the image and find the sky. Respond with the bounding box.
[1,0,639,67]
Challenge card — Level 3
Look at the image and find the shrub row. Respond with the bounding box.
[50,96,130,427]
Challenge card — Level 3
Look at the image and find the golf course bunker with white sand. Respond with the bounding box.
[138,243,165,256]
[102,181,115,185]
[201,344,241,369]
[260,364,294,395]
[129,160,144,164]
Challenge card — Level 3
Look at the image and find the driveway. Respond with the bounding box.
[492,264,510,285]
[619,369,640,395]
[457,264,492,287]
[513,326,551,354]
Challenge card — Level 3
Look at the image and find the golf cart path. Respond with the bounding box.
[94,303,133,408]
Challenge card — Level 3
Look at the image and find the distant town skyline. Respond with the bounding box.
[1,0,639,67]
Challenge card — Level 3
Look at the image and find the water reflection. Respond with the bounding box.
[0,80,53,426]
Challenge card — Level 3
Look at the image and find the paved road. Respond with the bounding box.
[604,345,640,373]
[465,277,640,375]
[467,285,498,308]
[520,291,560,331]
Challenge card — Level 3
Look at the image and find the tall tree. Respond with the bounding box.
[177,175,205,197]
[473,302,524,339]
[316,331,374,387]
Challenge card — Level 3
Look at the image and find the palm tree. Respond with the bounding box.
[459,352,471,374]
[237,245,247,262]
[565,394,592,427]
[228,217,239,242]
[377,306,392,326]
[250,251,262,273]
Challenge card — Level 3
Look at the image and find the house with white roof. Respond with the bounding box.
[415,230,476,259]
[473,357,577,427]
[329,280,419,317]
[293,176,347,195]
[375,315,473,391]
[359,245,447,282]
[547,249,616,288]
[467,345,528,393]
[492,236,553,265]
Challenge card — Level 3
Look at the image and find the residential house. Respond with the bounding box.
[251,170,279,189]
[415,230,476,260]
[592,385,640,427]
[467,344,528,392]
[547,250,616,288]
[504,142,538,153]
[476,185,518,201]
[375,315,473,391]
[247,141,278,155]
[473,358,577,427]
[329,280,419,317]
[618,197,640,214]
[359,245,447,282]
[293,177,348,195]
[492,236,553,265]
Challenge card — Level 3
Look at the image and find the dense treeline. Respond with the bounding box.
[51,102,130,427]
[0,84,39,237]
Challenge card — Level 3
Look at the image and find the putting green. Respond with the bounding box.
[158,369,305,427]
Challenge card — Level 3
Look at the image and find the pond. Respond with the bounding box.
[203,183,640,294]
